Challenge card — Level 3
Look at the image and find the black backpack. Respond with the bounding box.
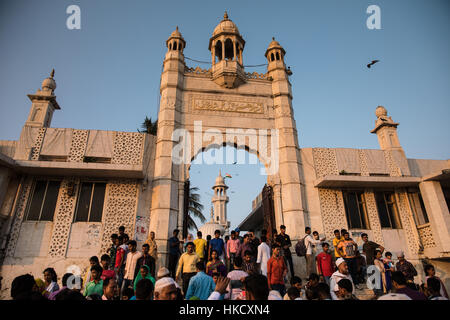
[295,236,307,257]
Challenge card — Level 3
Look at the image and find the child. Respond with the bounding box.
[383,251,395,292]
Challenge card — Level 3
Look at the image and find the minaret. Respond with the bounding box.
[211,171,229,231]
[25,69,60,128]
[370,106,403,152]
[265,37,306,238]
[209,11,246,88]
[149,27,186,263]
[14,69,61,160]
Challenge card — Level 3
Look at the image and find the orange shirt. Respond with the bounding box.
[267,256,287,285]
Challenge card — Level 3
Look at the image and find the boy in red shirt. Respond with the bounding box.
[316,242,334,285]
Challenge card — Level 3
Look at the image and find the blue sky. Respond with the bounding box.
[0,0,449,231]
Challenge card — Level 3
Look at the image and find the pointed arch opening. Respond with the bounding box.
[215,40,223,62]
[224,38,234,61]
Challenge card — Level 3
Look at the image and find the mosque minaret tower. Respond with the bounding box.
[198,171,230,237]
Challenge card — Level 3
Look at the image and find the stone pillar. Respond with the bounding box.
[266,44,306,240]
[221,37,225,61]
[272,183,284,229]
[419,181,450,253]
[149,35,186,267]
[178,181,185,232]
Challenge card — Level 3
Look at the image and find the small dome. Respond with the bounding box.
[267,37,283,50]
[212,11,240,37]
[166,26,186,49]
[265,37,286,58]
[375,106,387,118]
[41,69,56,91]
[213,171,227,188]
[198,221,225,238]
[215,175,225,185]
[169,26,184,40]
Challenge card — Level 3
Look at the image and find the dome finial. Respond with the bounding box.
[176,26,178,31]
[272,37,275,41]
[224,11,229,20]
[50,68,55,78]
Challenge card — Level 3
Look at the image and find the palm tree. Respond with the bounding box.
[186,186,206,232]
[138,116,157,135]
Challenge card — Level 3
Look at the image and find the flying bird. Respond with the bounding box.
[367,60,380,68]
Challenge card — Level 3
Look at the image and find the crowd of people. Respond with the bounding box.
[8,225,449,301]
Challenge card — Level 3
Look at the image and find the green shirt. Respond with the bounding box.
[83,279,103,297]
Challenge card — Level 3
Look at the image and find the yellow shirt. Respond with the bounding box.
[333,237,343,258]
[176,252,199,278]
[194,238,207,259]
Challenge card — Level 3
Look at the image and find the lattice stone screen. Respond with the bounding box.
[99,180,139,255]
[418,224,437,249]
[68,129,89,162]
[47,179,77,257]
[318,188,348,240]
[112,132,144,165]
[5,177,33,257]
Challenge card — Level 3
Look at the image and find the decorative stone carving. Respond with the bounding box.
[30,127,46,160]
[273,105,292,118]
[312,148,338,178]
[418,224,436,249]
[358,150,370,177]
[384,150,402,177]
[318,188,348,240]
[245,71,270,80]
[99,180,138,255]
[5,177,33,257]
[68,129,89,162]
[112,132,145,165]
[396,192,421,255]
[48,179,77,257]
[364,191,384,246]
[185,66,212,77]
[192,97,263,114]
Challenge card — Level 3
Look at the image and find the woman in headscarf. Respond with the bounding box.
[206,250,227,277]
[134,265,155,292]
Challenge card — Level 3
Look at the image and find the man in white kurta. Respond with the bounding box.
[257,236,271,276]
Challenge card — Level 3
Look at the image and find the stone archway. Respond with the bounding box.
[149,22,306,268]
